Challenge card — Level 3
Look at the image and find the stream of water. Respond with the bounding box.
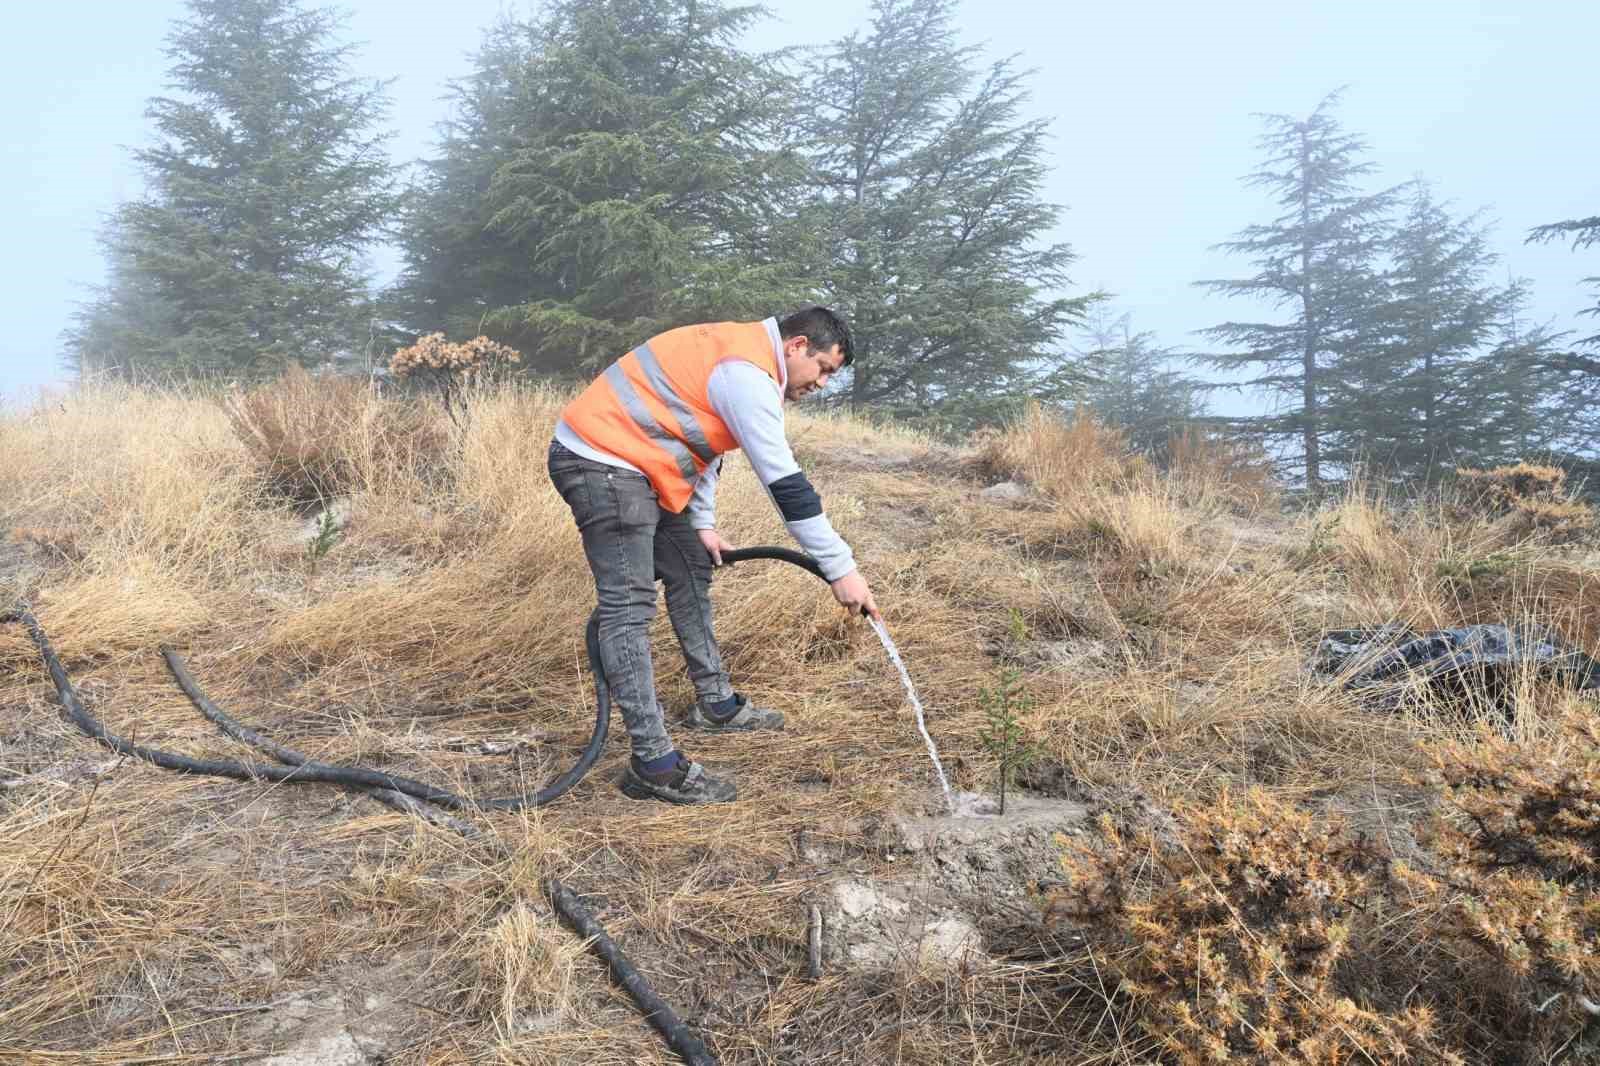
[867,616,956,815]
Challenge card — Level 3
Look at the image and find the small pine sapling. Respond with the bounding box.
[978,668,1038,814]
[305,507,341,573]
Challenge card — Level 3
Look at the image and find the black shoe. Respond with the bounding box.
[619,756,738,805]
[684,693,786,732]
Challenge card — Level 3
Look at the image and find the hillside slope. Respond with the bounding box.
[3,382,1598,1064]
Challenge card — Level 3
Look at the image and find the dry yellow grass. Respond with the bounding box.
[2,386,1597,1063]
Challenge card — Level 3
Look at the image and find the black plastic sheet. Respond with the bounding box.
[1315,623,1600,712]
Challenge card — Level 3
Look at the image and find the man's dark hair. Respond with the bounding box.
[779,306,854,367]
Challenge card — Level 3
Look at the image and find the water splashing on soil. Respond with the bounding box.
[868,616,956,816]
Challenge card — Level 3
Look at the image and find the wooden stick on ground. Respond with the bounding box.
[807,904,823,980]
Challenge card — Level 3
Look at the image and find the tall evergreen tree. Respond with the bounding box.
[66,0,396,378]
[387,19,547,345]
[798,0,1089,431]
[1340,184,1509,481]
[393,0,805,377]
[1197,91,1396,493]
[1074,307,1203,453]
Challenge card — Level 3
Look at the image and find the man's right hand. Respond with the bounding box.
[830,569,881,621]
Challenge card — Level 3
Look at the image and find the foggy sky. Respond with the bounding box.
[4,0,1595,410]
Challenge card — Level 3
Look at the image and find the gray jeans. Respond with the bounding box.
[546,440,734,762]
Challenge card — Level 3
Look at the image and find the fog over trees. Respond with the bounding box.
[68,0,397,378]
[61,0,1600,488]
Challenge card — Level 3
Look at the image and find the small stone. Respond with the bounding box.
[918,916,980,964]
[980,480,1028,502]
[255,1030,366,1066]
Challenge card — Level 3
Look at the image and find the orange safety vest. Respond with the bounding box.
[561,321,782,513]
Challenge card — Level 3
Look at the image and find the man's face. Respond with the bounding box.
[782,337,845,402]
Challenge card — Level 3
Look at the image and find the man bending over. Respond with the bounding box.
[547,306,880,805]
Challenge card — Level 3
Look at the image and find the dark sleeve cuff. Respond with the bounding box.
[768,471,823,522]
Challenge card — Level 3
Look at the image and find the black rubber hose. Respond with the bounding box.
[720,545,825,579]
[157,644,482,835]
[7,546,829,808]
[722,546,868,617]
[156,614,611,812]
[545,877,717,1066]
[6,546,838,1066]
[5,608,481,794]
[149,547,826,810]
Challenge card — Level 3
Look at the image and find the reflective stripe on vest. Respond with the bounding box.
[633,342,716,465]
[603,359,699,479]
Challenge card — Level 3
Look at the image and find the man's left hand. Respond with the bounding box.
[697,528,735,566]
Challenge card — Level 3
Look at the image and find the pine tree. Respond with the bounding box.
[798,0,1089,432]
[1340,184,1509,482]
[1075,307,1203,454]
[66,0,396,379]
[387,19,547,345]
[394,0,805,377]
[1197,91,1397,493]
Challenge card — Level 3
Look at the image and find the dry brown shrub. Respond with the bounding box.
[976,402,1136,499]
[390,333,522,381]
[1399,711,1600,1054]
[1164,426,1279,516]
[1454,463,1596,544]
[222,366,361,502]
[391,334,523,429]
[1459,462,1568,506]
[1056,789,1462,1065]
[223,365,445,505]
